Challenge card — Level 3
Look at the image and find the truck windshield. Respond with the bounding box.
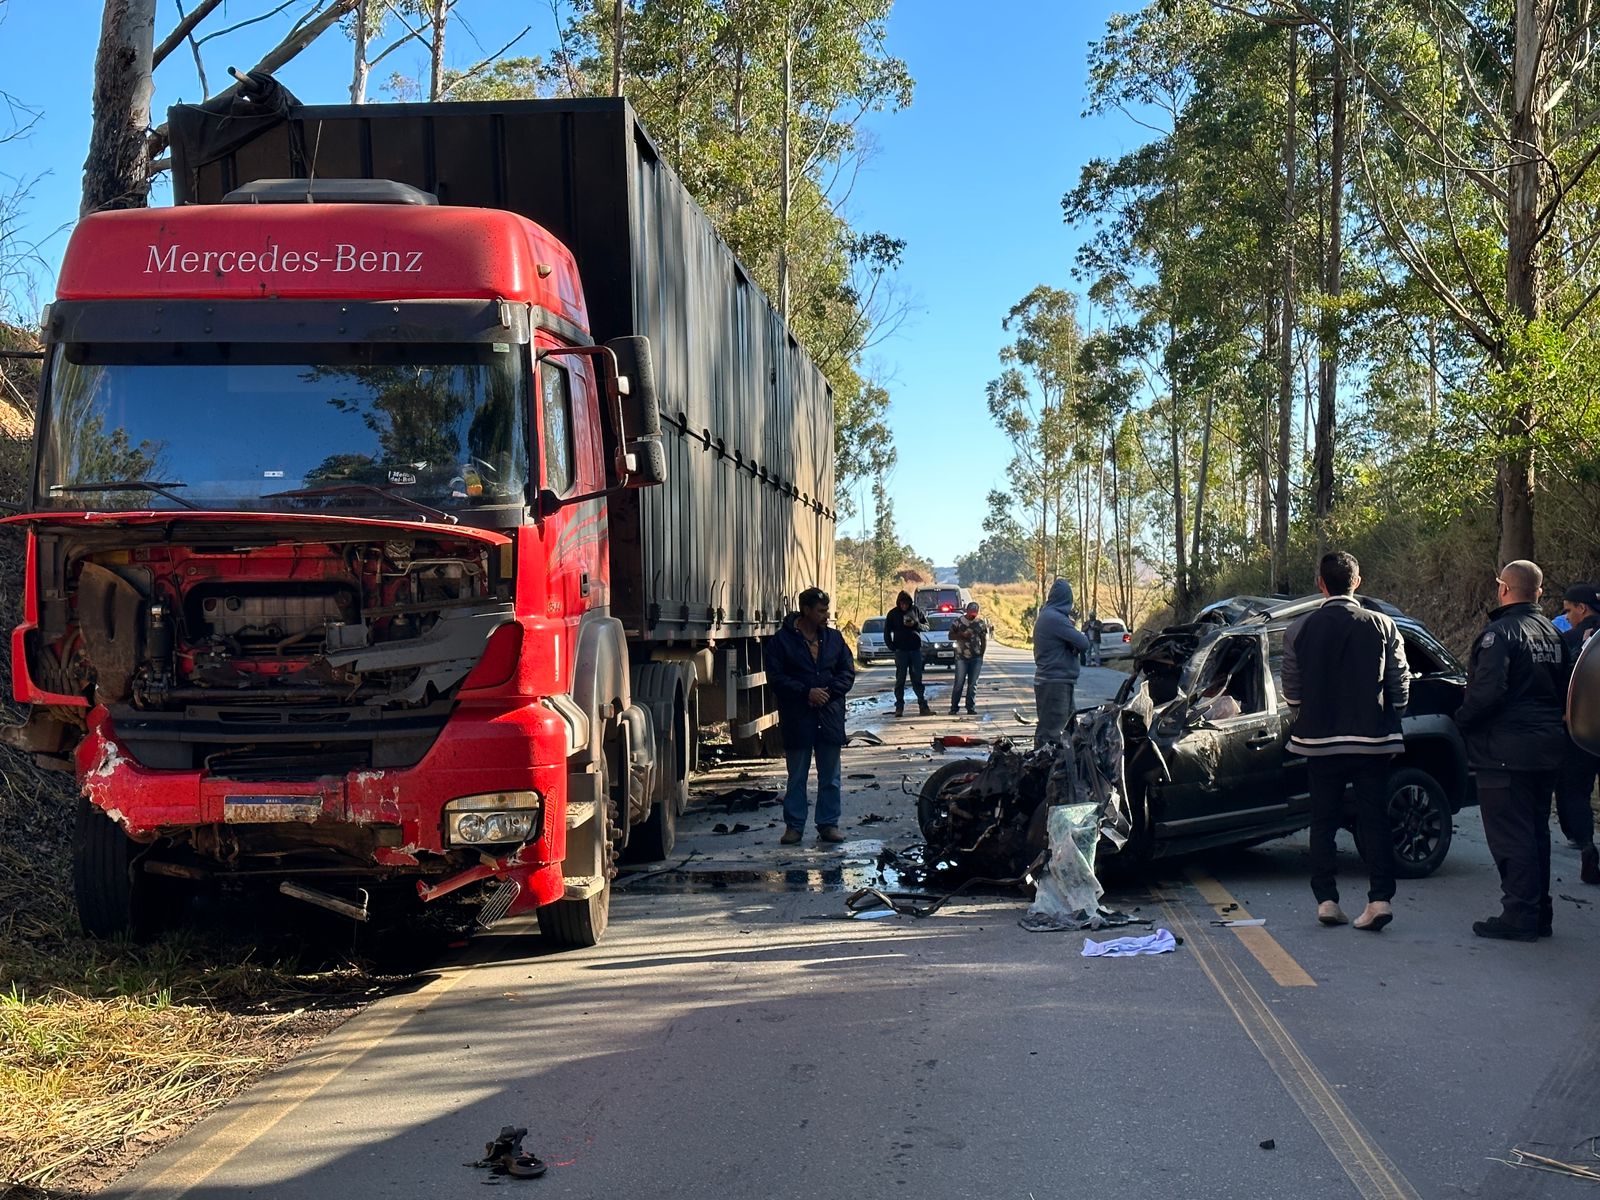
[37,342,529,512]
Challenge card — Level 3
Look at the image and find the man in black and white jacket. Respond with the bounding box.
[1282,551,1410,932]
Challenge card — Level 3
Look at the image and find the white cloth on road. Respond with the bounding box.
[1080,928,1177,957]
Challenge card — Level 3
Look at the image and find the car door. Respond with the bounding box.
[1149,631,1292,843]
[1266,625,1310,822]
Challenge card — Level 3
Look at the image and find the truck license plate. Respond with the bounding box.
[224,795,323,823]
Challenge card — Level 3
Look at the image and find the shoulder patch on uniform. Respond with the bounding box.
[1481,631,1496,647]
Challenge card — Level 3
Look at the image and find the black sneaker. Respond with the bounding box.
[1582,845,1600,886]
[894,703,904,716]
[1472,916,1538,942]
[918,702,933,716]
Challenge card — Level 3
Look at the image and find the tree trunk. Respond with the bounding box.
[1260,294,1276,553]
[1313,5,1346,544]
[778,25,794,318]
[82,0,157,217]
[1274,24,1299,588]
[1499,0,1548,565]
[428,0,447,101]
[1170,394,1190,618]
[612,0,626,98]
[1190,387,1215,588]
[350,0,370,104]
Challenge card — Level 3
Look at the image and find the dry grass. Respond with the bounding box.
[1,916,398,1196]
[1,992,268,1188]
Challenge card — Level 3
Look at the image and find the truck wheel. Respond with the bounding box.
[917,759,985,842]
[538,810,613,948]
[538,750,616,947]
[73,797,180,940]
[1359,767,1453,879]
[624,662,694,857]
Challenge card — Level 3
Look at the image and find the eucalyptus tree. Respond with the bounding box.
[558,0,912,515]
[1230,0,1600,563]
[986,286,1086,606]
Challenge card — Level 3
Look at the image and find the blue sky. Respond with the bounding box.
[0,0,1140,565]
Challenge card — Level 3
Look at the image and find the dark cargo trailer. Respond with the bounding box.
[171,97,836,657]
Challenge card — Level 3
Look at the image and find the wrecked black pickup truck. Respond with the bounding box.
[921,595,1473,878]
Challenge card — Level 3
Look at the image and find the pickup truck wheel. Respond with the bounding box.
[1376,767,1453,879]
[73,798,181,940]
[537,756,615,948]
[917,759,985,842]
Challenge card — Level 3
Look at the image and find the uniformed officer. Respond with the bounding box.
[1555,583,1600,885]
[1454,560,1572,940]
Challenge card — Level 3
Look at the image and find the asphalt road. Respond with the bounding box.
[108,643,1600,1200]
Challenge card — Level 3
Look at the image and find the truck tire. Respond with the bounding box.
[73,797,180,940]
[626,663,693,862]
[1382,767,1454,879]
[538,748,616,947]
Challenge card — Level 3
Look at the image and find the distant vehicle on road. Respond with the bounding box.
[857,617,887,665]
[1096,618,1134,661]
[922,613,960,670]
[916,585,972,615]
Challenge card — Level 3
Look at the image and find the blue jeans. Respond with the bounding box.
[784,741,843,832]
[1034,682,1076,747]
[951,655,982,712]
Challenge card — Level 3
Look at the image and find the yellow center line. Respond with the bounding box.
[123,964,475,1200]
[1162,899,1421,1200]
[1185,866,1317,988]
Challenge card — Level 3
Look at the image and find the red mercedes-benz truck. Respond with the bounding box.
[3,90,835,946]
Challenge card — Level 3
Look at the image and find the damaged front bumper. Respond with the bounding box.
[74,697,575,912]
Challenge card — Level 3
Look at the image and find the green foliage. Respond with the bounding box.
[555,1,913,511]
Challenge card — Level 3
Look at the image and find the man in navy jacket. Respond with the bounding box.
[766,588,857,845]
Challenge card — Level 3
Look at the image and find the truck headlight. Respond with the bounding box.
[444,791,542,846]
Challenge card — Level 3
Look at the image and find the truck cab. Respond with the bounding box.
[6,180,664,946]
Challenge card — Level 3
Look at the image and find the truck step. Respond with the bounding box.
[566,800,597,829]
[562,875,605,900]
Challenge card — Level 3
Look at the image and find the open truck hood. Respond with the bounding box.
[1,508,511,547]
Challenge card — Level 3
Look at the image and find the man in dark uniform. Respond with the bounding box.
[1455,560,1572,940]
[1556,583,1600,884]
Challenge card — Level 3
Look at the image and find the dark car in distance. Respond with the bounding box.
[922,595,1472,877]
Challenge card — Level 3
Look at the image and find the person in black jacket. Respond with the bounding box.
[1456,560,1572,940]
[882,591,932,717]
[1555,583,1600,884]
[1281,551,1410,932]
[766,587,857,845]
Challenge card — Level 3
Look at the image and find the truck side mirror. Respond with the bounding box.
[606,336,667,488]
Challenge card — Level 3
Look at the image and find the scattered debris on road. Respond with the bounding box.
[1081,929,1178,957]
[933,733,990,751]
[469,1125,547,1179]
[711,822,752,835]
[857,813,889,825]
[1212,918,1267,927]
[1493,1147,1600,1183]
[704,787,782,813]
[1259,1139,1276,1151]
[844,730,885,747]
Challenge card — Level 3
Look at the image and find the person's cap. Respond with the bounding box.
[1565,583,1600,608]
[965,602,980,613]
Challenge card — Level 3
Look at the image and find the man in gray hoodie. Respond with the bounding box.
[1032,578,1090,747]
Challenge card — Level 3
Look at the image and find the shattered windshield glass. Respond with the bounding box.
[38,342,529,512]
